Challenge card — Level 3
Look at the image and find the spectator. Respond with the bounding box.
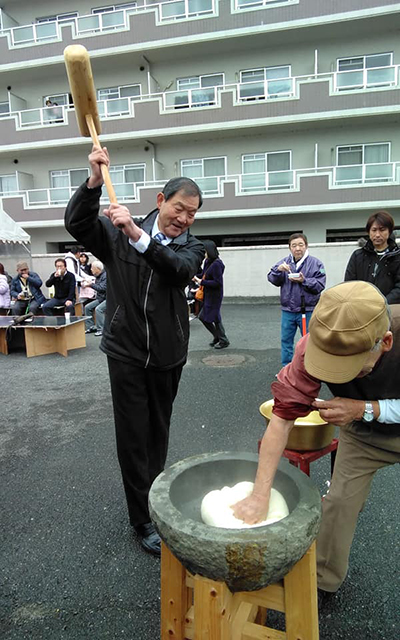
[45,98,63,124]
[65,246,84,286]
[193,240,230,349]
[0,262,11,308]
[79,252,92,276]
[84,260,107,336]
[42,258,76,316]
[10,262,46,316]
[345,210,400,303]
[268,233,326,366]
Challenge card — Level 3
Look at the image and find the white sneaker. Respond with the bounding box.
[94,330,103,336]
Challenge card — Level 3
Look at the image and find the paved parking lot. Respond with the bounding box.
[1,303,398,639]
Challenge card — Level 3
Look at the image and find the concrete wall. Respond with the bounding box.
[28,240,359,298]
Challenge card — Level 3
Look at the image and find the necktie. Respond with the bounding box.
[154,232,166,243]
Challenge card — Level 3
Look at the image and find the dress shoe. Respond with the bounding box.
[135,522,161,556]
[209,338,219,347]
[214,341,229,349]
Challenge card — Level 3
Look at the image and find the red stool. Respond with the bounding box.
[258,438,339,478]
[282,438,338,477]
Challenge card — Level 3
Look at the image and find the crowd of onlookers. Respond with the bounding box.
[0,246,107,336]
[1,211,399,354]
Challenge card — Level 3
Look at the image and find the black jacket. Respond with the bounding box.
[344,236,400,304]
[65,183,205,369]
[45,270,76,302]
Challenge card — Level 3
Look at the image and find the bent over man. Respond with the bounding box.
[65,146,205,556]
[233,281,400,601]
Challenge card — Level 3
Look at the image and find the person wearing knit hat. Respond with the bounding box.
[10,262,46,316]
[232,281,399,604]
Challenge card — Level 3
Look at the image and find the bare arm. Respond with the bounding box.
[231,415,295,524]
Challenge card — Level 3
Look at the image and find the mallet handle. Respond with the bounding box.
[86,114,117,204]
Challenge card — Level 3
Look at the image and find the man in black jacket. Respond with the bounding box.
[345,210,400,303]
[42,258,76,315]
[65,145,205,556]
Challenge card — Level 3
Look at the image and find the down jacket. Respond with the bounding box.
[10,271,46,305]
[344,236,400,304]
[268,253,326,312]
[65,182,205,370]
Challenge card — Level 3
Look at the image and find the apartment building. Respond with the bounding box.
[0,0,399,254]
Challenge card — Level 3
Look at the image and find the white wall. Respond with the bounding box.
[30,241,358,298]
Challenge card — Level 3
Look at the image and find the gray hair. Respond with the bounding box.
[91,260,104,271]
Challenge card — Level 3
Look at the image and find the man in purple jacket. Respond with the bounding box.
[268,233,326,366]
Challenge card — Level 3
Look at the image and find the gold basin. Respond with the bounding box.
[259,399,335,451]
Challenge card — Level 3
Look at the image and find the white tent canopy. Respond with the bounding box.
[0,207,30,244]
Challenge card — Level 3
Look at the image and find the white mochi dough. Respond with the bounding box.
[201,481,289,529]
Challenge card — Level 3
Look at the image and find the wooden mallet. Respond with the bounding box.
[63,44,117,204]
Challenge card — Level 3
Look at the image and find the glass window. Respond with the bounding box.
[181,157,226,194]
[337,143,389,165]
[109,164,145,184]
[36,12,78,23]
[92,3,137,13]
[0,102,10,117]
[50,169,89,188]
[0,174,17,194]
[239,66,292,100]
[177,74,224,90]
[241,151,292,191]
[336,143,391,184]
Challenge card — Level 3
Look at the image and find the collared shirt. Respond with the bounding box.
[129,215,172,253]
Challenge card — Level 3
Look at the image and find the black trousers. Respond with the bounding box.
[107,356,183,527]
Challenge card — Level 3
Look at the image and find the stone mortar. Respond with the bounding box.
[149,451,322,592]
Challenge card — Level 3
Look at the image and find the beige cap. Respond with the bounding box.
[16,261,29,271]
[304,281,390,383]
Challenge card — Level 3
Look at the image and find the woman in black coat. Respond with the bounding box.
[194,240,230,349]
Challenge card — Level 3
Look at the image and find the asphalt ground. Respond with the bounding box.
[1,303,399,640]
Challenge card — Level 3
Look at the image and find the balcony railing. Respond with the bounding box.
[3,1,217,47]
[16,104,66,128]
[8,163,396,208]
[335,65,397,91]
[238,77,294,101]
[334,162,395,184]
[234,0,295,10]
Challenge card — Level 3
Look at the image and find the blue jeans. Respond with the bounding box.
[281,310,313,366]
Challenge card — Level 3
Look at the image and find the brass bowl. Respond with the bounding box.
[259,399,335,451]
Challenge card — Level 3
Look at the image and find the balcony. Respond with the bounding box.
[333,162,395,185]
[0,0,398,60]
[335,65,397,92]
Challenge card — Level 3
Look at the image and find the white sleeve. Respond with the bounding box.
[377,399,400,424]
[129,231,151,254]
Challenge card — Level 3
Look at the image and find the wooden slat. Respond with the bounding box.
[0,328,8,355]
[284,542,319,640]
[193,574,232,640]
[232,602,258,640]
[234,583,285,613]
[161,543,190,640]
[242,621,286,640]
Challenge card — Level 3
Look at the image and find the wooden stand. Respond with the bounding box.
[161,541,319,640]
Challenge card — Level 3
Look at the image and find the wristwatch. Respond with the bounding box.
[362,402,374,422]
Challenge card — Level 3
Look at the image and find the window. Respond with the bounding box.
[181,157,226,195]
[335,143,393,184]
[236,0,292,9]
[336,53,394,90]
[43,94,70,107]
[175,74,224,108]
[109,164,145,200]
[97,84,141,117]
[0,101,10,118]
[0,174,17,195]
[92,3,137,13]
[241,151,293,191]
[36,12,78,23]
[49,169,89,203]
[239,66,293,101]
